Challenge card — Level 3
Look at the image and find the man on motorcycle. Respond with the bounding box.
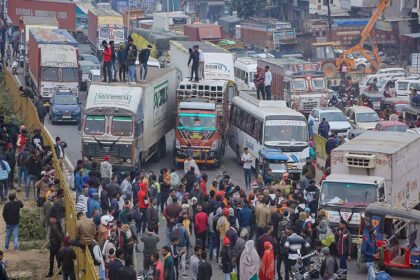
[328,95,339,107]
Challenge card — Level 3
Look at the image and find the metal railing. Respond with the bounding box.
[4,71,99,280]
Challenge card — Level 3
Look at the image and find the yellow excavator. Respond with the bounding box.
[336,0,391,72]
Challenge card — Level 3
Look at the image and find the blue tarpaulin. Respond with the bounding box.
[333,19,369,27]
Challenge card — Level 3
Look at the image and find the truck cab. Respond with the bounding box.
[257,148,288,179]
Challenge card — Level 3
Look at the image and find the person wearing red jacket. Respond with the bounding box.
[137,182,148,233]
[102,40,112,83]
[194,205,208,249]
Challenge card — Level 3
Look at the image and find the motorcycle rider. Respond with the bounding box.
[328,95,339,107]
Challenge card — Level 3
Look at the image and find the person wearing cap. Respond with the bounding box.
[139,45,152,81]
[362,228,378,280]
[87,191,100,219]
[58,236,76,280]
[320,247,337,280]
[100,155,112,184]
[102,40,112,83]
[46,214,64,277]
[216,207,230,263]
[220,236,233,279]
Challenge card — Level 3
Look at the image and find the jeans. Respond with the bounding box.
[243,168,251,189]
[160,192,169,213]
[62,271,76,280]
[0,180,8,201]
[256,85,265,100]
[140,62,148,80]
[178,246,186,275]
[128,65,136,82]
[366,261,376,280]
[190,64,199,81]
[339,255,348,270]
[196,231,206,250]
[209,231,216,259]
[265,85,272,100]
[285,259,296,280]
[49,245,61,275]
[26,174,37,200]
[111,60,117,80]
[5,224,19,250]
[140,208,148,233]
[119,65,127,81]
[225,273,231,280]
[103,61,112,82]
[17,166,28,189]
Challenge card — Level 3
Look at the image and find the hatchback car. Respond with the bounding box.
[344,106,380,130]
[308,107,352,137]
[374,121,408,132]
[50,90,81,125]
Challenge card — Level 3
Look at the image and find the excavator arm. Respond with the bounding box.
[337,0,391,71]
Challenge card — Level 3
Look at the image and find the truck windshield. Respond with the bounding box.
[356,112,380,123]
[292,78,307,91]
[111,116,133,136]
[264,120,308,143]
[84,115,105,135]
[320,181,377,207]
[42,67,59,81]
[100,27,124,39]
[321,111,347,122]
[62,68,78,82]
[312,77,326,90]
[178,113,217,131]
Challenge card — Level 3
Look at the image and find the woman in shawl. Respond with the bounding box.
[259,241,275,280]
[239,240,260,280]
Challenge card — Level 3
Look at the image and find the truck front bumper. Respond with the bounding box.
[174,148,219,165]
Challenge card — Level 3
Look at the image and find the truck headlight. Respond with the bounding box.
[211,140,219,150]
[175,140,181,149]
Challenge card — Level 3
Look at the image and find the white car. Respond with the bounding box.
[344,106,380,130]
[308,107,352,137]
[376,67,408,76]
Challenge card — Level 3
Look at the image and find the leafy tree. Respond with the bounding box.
[232,0,267,19]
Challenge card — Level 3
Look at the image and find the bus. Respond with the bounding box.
[234,57,257,91]
[228,91,309,179]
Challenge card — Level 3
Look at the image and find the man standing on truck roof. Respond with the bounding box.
[264,66,272,100]
[139,45,152,82]
[109,41,117,82]
[102,40,112,83]
[188,45,200,82]
[254,68,265,100]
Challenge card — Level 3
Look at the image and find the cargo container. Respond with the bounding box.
[27,28,79,102]
[82,68,177,172]
[20,16,58,45]
[319,131,420,244]
[218,15,242,39]
[257,57,328,113]
[8,0,76,31]
[240,18,297,51]
[152,11,191,32]
[183,24,222,41]
[88,7,125,55]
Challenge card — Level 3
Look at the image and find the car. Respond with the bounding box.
[344,128,368,142]
[344,106,380,130]
[79,54,100,65]
[374,121,408,132]
[79,61,100,91]
[376,67,408,76]
[308,107,352,137]
[395,79,420,100]
[50,90,81,125]
[87,69,101,90]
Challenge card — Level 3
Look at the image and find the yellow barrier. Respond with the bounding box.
[4,71,99,280]
[313,134,327,159]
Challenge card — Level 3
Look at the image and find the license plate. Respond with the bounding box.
[193,151,200,158]
[62,116,71,119]
[373,101,380,108]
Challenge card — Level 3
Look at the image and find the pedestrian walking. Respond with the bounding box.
[2,193,23,251]
[58,236,76,280]
[162,245,176,280]
[46,214,63,277]
[241,147,252,189]
[140,227,160,271]
[259,241,275,280]
[5,45,11,67]
[188,45,200,82]
[146,198,159,233]
[197,251,212,280]
[139,45,152,81]
[220,236,233,280]
[254,68,265,100]
[190,246,202,280]
[102,40,112,83]
[264,66,272,100]
[337,220,352,274]
[151,251,164,280]
[361,228,378,280]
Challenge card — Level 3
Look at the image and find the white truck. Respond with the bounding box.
[319,131,420,244]
[169,40,235,83]
[82,68,176,172]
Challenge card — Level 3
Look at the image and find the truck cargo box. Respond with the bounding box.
[21,16,58,44]
[183,24,222,41]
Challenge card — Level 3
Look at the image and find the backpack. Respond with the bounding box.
[213,214,221,233]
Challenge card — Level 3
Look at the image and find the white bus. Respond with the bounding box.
[228,91,309,179]
[234,57,257,91]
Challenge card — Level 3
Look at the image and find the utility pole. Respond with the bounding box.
[327,0,332,40]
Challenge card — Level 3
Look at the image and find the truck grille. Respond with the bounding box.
[83,142,131,159]
[177,82,225,104]
[345,153,376,168]
[302,100,318,111]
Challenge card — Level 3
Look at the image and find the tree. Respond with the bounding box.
[232,0,266,19]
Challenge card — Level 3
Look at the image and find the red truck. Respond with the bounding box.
[7,0,76,31]
[27,28,79,103]
[183,24,222,41]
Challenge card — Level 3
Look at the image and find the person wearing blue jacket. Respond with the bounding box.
[87,192,100,218]
[0,157,11,203]
[238,200,253,234]
[362,228,378,280]
[75,167,84,203]
[318,118,330,138]
[117,43,127,81]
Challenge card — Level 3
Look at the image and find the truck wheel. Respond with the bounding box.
[322,62,337,78]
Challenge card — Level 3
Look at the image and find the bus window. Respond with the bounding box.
[254,119,263,142]
[246,114,255,134]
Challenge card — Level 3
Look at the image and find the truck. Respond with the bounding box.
[88,7,125,56]
[173,79,235,168]
[20,16,58,45]
[169,40,235,83]
[257,57,328,114]
[27,28,79,103]
[319,131,420,244]
[82,68,176,172]
[152,11,191,32]
[183,24,222,42]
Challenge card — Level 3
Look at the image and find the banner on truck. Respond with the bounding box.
[203,53,234,81]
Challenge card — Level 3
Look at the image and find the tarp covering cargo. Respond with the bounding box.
[131,28,188,56]
[332,19,369,27]
[30,28,79,47]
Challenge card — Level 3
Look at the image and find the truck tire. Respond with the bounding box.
[322,62,337,78]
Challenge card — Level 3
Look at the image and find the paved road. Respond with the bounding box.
[11,44,420,280]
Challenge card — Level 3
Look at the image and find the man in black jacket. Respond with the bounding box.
[197,251,212,280]
[139,45,152,81]
[188,45,200,82]
[118,255,136,279]
[46,214,64,277]
[108,249,125,280]
[26,150,42,200]
[2,193,24,251]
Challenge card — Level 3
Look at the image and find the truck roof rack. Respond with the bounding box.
[177,80,226,104]
[238,91,287,108]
